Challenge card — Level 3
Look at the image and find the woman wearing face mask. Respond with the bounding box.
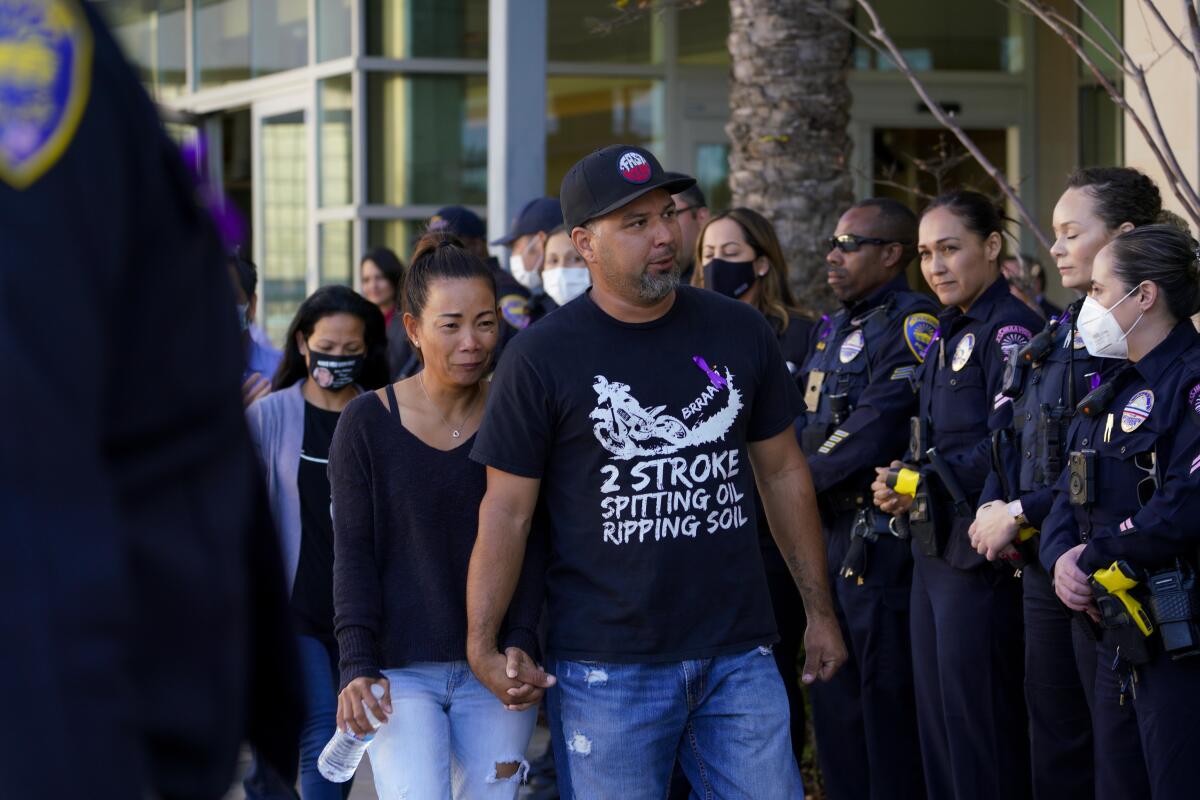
[1038,225,1200,799]
[691,207,814,772]
[329,233,547,798]
[243,285,389,799]
[971,168,1162,799]
[694,208,812,373]
[870,190,1043,800]
[540,225,591,309]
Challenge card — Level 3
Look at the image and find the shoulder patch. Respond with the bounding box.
[0,0,92,189]
[995,325,1032,363]
[499,293,530,330]
[903,313,939,362]
[1189,383,1200,425]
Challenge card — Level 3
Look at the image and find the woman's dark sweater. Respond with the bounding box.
[329,384,543,689]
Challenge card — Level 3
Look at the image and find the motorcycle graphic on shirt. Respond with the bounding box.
[590,370,743,460]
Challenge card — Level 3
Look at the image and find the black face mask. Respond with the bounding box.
[703,258,757,299]
[308,350,365,390]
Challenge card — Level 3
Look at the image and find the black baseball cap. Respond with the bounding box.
[490,197,564,246]
[429,206,486,240]
[560,144,695,231]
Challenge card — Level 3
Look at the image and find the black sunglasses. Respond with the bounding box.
[826,233,908,253]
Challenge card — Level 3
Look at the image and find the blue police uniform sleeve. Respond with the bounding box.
[806,313,926,493]
[1079,391,1200,573]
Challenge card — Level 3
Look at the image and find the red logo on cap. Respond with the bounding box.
[618,151,652,184]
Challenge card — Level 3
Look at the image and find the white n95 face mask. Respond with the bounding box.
[509,253,542,292]
[543,267,591,306]
[1076,284,1144,359]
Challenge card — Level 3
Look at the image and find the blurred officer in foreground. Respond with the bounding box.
[799,199,935,800]
[0,2,298,797]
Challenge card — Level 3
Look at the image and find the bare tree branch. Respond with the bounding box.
[1140,0,1200,76]
[1014,1,1200,228]
[817,0,1054,253]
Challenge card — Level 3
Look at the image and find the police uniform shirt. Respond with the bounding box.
[915,277,1043,569]
[1040,321,1200,575]
[981,298,1107,528]
[490,256,532,342]
[798,275,939,495]
[0,2,298,795]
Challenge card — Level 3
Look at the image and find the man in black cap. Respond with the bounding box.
[665,172,710,285]
[491,196,564,324]
[429,204,531,355]
[465,144,846,798]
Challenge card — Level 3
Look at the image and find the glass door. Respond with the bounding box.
[253,92,314,347]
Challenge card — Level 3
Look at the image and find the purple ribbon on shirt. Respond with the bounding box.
[693,356,728,389]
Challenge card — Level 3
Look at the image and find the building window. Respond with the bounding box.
[366,73,488,207]
[546,76,663,195]
[365,0,488,60]
[367,219,418,260]
[102,1,188,100]
[853,0,1024,73]
[319,76,354,207]
[260,109,308,344]
[1078,0,1123,167]
[318,0,354,61]
[196,0,310,89]
[678,1,729,66]
[548,1,663,64]
[320,221,354,286]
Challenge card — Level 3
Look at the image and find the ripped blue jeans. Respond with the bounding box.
[546,647,803,799]
[367,662,537,799]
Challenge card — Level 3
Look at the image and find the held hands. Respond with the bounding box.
[872,461,914,517]
[802,613,848,684]
[1054,544,1100,622]
[336,676,392,737]
[468,646,556,712]
[970,501,1020,562]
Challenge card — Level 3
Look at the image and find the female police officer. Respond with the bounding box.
[1040,224,1200,799]
[971,168,1163,799]
[871,190,1043,800]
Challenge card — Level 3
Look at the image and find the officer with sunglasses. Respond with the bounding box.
[1040,225,1200,798]
[798,199,938,800]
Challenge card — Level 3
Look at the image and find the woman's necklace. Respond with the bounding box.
[419,372,480,439]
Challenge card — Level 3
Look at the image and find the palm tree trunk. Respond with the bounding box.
[727,0,855,313]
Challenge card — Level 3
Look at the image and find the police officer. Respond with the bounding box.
[872,191,1043,800]
[972,168,1163,800]
[429,205,532,349]
[1040,224,1200,799]
[0,2,298,796]
[491,197,564,324]
[797,198,936,800]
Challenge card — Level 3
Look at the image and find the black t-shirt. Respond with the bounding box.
[472,286,804,662]
[293,401,343,646]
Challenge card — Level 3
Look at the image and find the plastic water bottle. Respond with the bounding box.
[317,682,387,782]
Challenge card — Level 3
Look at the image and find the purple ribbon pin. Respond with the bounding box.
[1091,373,1103,391]
[693,356,728,389]
[819,313,833,339]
